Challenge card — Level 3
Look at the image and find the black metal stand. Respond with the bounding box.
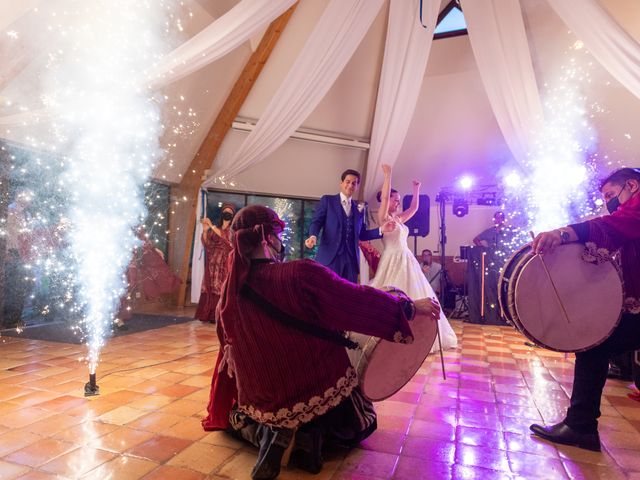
[84,372,100,397]
[435,193,455,313]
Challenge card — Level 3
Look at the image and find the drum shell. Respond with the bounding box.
[498,243,623,353]
[348,299,438,401]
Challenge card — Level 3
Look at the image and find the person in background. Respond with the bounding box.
[420,248,442,294]
[195,203,235,323]
[304,169,395,283]
[473,210,509,249]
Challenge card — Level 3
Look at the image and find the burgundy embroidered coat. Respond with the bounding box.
[195,228,233,322]
[223,259,413,429]
[570,193,640,314]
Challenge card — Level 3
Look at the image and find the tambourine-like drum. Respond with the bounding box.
[498,243,623,352]
[347,288,438,401]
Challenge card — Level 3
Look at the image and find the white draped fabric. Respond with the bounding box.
[190,192,206,304]
[363,0,439,199]
[148,0,297,89]
[460,0,543,164]
[207,0,385,184]
[546,0,640,100]
[0,0,44,33]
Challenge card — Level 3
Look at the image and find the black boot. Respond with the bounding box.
[251,427,293,480]
[291,426,324,474]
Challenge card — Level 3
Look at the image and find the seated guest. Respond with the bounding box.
[210,205,440,479]
[420,248,442,294]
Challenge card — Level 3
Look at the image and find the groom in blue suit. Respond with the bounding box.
[305,169,392,283]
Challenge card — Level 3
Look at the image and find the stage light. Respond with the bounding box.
[458,175,474,190]
[477,194,498,206]
[503,172,521,188]
[453,197,469,217]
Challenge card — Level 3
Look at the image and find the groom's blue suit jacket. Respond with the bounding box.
[308,194,381,266]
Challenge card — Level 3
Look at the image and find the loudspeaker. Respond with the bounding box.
[402,194,430,237]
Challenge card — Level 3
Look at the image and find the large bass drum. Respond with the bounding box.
[498,243,623,352]
[347,288,438,401]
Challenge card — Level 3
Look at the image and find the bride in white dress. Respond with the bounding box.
[370,165,457,352]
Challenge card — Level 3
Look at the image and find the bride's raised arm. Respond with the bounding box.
[397,180,421,223]
[377,164,392,226]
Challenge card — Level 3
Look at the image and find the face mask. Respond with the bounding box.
[268,236,286,262]
[221,212,234,221]
[605,185,626,214]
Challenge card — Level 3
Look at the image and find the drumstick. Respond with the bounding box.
[435,317,446,380]
[480,252,486,319]
[529,231,571,325]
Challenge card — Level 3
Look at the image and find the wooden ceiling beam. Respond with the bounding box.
[168,3,298,307]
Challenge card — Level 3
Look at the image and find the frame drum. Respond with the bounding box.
[347,288,438,401]
[499,243,623,352]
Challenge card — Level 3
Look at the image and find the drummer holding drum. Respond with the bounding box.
[529,167,640,452]
[209,205,441,480]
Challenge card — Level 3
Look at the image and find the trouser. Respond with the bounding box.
[565,312,640,433]
[326,248,358,283]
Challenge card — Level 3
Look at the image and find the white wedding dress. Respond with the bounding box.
[370,220,458,352]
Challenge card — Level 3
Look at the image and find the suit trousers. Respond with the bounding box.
[326,248,358,283]
[565,312,640,433]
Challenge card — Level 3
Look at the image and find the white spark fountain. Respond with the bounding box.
[42,0,173,376]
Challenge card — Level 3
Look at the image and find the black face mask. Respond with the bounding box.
[605,186,625,214]
[268,236,286,262]
[221,212,234,221]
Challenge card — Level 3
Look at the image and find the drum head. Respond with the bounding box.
[514,243,623,352]
[354,310,438,401]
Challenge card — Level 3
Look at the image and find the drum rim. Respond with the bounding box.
[500,243,625,353]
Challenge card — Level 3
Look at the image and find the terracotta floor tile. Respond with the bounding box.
[39,446,115,477]
[80,454,158,480]
[11,470,63,479]
[393,456,450,479]
[562,460,628,480]
[455,444,510,473]
[451,464,515,480]
[4,438,77,467]
[407,419,455,441]
[607,447,640,471]
[457,425,506,450]
[167,442,236,474]
[401,436,454,463]
[161,417,209,441]
[52,420,120,444]
[337,448,398,478]
[0,430,44,457]
[156,384,201,398]
[126,411,183,433]
[98,406,149,426]
[88,427,155,453]
[507,450,567,478]
[359,430,405,455]
[0,460,30,480]
[0,408,56,429]
[139,464,206,480]
[157,398,203,417]
[127,435,192,463]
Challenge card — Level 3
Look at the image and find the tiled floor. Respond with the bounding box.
[1,315,639,479]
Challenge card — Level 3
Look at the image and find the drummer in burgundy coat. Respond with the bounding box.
[530,167,640,452]
[209,205,440,480]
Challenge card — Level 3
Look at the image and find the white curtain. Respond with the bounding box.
[460,0,543,164]
[363,0,439,199]
[207,0,385,184]
[148,0,297,89]
[546,0,640,100]
[0,0,43,32]
[190,191,206,304]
